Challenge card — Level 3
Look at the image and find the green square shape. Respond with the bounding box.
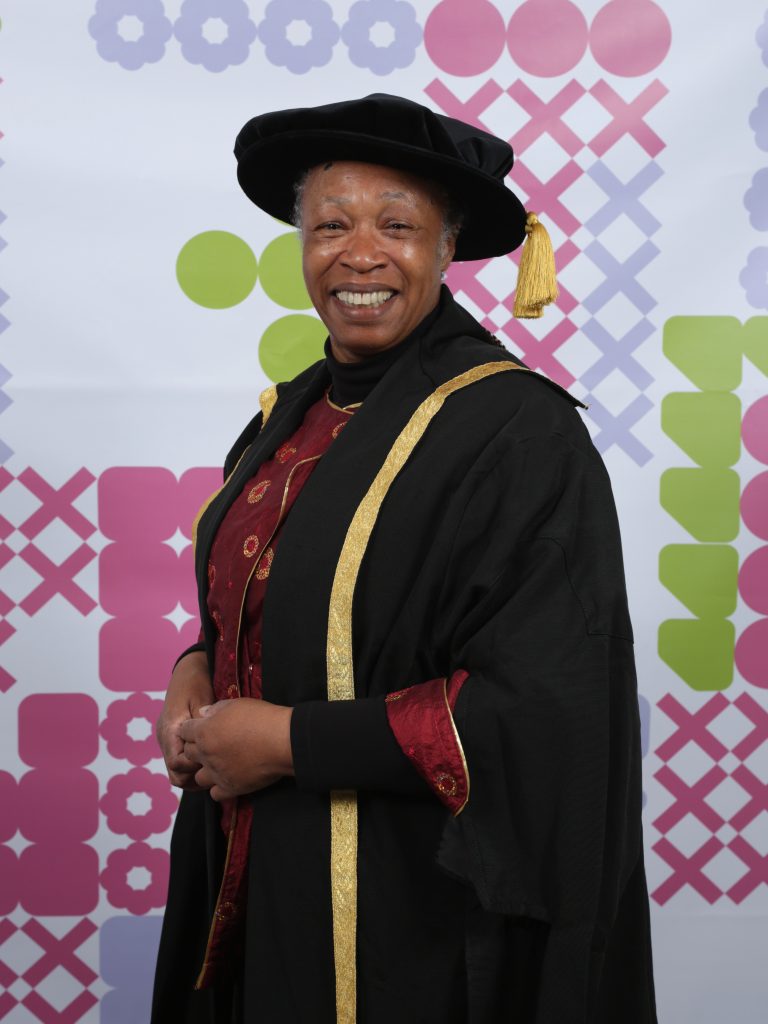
[659,619,734,691]
[660,468,740,541]
[659,544,738,618]
[661,393,742,467]
[663,317,743,392]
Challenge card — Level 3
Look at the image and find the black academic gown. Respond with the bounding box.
[152,287,657,1024]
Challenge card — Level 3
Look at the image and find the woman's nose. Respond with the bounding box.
[340,225,387,271]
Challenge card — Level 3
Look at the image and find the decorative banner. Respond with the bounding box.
[1,2,767,1021]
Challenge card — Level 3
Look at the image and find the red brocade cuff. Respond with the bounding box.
[385,669,470,815]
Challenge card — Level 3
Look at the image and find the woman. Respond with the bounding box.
[153,94,656,1024]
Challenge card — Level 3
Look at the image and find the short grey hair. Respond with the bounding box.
[291,166,464,256]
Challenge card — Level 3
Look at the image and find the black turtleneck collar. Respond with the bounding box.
[324,294,444,408]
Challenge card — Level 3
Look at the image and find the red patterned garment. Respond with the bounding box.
[202,389,469,979]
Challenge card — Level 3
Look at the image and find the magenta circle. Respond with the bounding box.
[507,0,589,77]
[424,0,506,77]
[739,547,768,614]
[735,619,768,689]
[742,396,768,465]
[590,0,671,76]
[742,472,768,540]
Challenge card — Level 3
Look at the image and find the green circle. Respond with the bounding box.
[176,231,258,309]
[259,314,327,382]
[259,232,312,309]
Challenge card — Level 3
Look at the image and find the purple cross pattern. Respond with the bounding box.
[425,76,667,463]
[651,693,768,906]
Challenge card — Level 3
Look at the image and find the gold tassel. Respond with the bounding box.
[513,212,558,319]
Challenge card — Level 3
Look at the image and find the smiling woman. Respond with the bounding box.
[299,161,454,362]
[152,93,657,1024]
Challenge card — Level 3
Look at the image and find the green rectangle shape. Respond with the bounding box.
[658,619,735,691]
[661,393,741,467]
[659,544,738,617]
[663,317,743,392]
[660,468,740,541]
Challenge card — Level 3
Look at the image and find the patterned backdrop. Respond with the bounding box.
[1,1,767,1020]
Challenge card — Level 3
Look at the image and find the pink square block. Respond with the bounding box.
[0,845,18,914]
[18,769,99,843]
[19,842,99,914]
[100,616,194,691]
[99,468,179,542]
[18,694,99,768]
[0,772,17,842]
[178,468,222,540]
[99,542,186,617]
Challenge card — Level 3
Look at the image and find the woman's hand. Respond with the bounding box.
[178,698,294,802]
[156,650,214,790]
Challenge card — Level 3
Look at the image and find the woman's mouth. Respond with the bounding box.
[333,289,395,308]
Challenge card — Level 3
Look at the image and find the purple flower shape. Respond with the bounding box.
[100,842,170,914]
[258,0,340,75]
[88,0,173,71]
[100,767,178,840]
[749,88,768,152]
[740,247,768,310]
[174,0,257,72]
[101,693,164,765]
[745,169,768,231]
[341,0,422,75]
[757,11,768,68]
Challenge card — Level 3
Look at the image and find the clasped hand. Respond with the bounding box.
[156,650,293,802]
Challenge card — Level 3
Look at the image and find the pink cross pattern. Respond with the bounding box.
[0,467,13,539]
[508,161,582,236]
[655,693,730,763]
[732,693,768,761]
[21,920,97,988]
[445,258,499,316]
[653,763,726,834]
[652,835,723,905]
[19,543,97,616]
[0,992,16,1019]
[727,836,768,903]
[497,316,577,388]
[588,80,668,159]
[729,765,768,832]
[22,989,97,1024]
[507,80,587,157]
[423,78,503,133]
[18,468,96,541]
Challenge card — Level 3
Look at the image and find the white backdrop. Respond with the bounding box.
[1,2,767,1020]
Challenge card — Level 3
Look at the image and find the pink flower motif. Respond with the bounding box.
[100,767,178,840]
[100,693,164,765]
[100,842,170,914]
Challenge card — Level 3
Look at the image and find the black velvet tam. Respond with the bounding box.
[234,92,528,261]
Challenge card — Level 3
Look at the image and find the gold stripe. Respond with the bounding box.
[259,384,278,425]
[190,386,279,553]
[326,361,524,1023]
[443,678,470,817]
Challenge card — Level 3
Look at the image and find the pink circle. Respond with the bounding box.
[424,0,506,77]
[742,396,768,465]
[735,618,768,689]
[741,471,768,540]
[590,0,671,76]
[739,547,768,614]
[507,0,589,77]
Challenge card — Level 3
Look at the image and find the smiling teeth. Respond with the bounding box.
[336,290,394,307]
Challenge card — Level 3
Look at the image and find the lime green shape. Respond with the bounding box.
[663,317,742,392]
[259,232,312,310]
[660,468,740,541]
[659,545,738,618]
[176,231,258,309]
[661,392,741,467]
[259,314,326,382]
[743,317,768,376]
[659,619,734,691]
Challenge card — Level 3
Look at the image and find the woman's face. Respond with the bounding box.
[300,161,455,364]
